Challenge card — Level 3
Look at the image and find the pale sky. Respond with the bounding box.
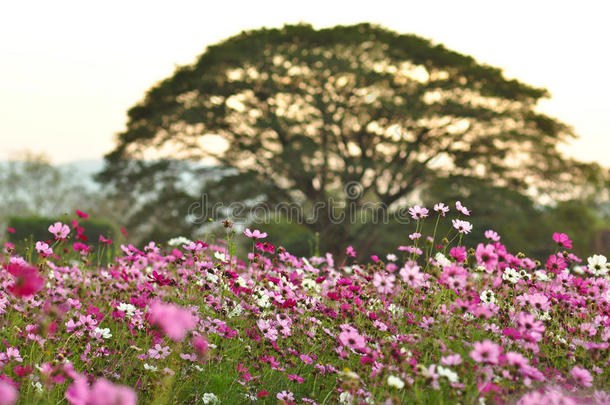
[1,0,608,165]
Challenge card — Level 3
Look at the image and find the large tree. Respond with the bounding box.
[99,23,601,252]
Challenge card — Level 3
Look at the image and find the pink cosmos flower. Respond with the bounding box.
[99,235,112,245]
[299,354,313,364]
[455,201,470,216]
[73,242,91,254]
[373,272,395,295]
[546,254,567,273]
[48,221,70,239]
[469,340,502,364]
[505,351,529,369]
[408,205,429,220]
[571,366,593,387]
[338,329,366,351]
[35,241,53,257]
[66,376,136,405]
[6,347,22,362]
[277,391,294,402]
[192,335,209,359]
[244,228,267,239]
[527,293,550,312]
[552,233,572,249]
[148,301,197,341]
[452,219,472,234]
[89,379,137,405]
[516,312,545,342]
[287,374,304,383]
[484,230,501,242]
[475,244,498,272]
[434,202,449,216]
[0,380,17,405]
[75,209,89,219]
[6,227,15,234]
[400,262,424,288]
[346,246,356,257]
[147,344,170,360]
[5,262,44,298]
[440,354,462,366]
[257,319,279,341]
[449,246,467,263]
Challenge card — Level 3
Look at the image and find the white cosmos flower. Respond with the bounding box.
[201,393,220,404]
[387,375,405,389]
[32,381,43,393]
[437,365,459,383]
[117,303,136,318]
[588,255,608,276]
[339,392,354,404]
[502,268,521,284]
[168,236,192,246]
[435,252,451,267]
[94,327,112,339]
[480,290,496,305]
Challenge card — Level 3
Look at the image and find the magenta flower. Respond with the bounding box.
[148,301,197,341]
[73,242,91,254]
[5,262,44,298]
[469,340,502,364]
[0,380,17,405]
[75,209,89,219]
[48,221,70,239]
[449,246,467,263]
[571,366,593,387]
[346,245,356,257]
[192,335,209,359]
[552,232,573,249]
[545,254,567,273]
[99,235,113,245]
[287,374,304,383]
[244,228,268,239]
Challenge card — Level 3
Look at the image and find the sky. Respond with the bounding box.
[1,0,608,165]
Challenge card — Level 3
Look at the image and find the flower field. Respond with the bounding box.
[1,203,609,404]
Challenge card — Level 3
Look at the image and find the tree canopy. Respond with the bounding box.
[99,23,603,252]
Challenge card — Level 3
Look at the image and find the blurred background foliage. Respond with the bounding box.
[1,24,608,260]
